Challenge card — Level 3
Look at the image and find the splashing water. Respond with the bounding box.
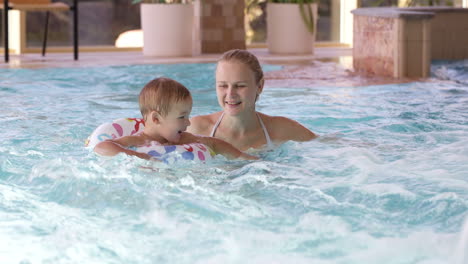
[0,62,467,263]
[455,216,468,264]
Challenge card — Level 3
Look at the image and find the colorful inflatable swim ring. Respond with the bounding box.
[86,118,214,163]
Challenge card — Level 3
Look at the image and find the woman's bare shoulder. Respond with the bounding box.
[188,111,223,136]
[258,112,317,142]
[258,112,294,128]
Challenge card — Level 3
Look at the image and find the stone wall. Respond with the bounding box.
[353,16,397,77]
[352,8,434,78]
[352,7,468,78]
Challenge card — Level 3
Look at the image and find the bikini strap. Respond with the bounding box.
[257,113,274,148]
[211,111,273,149]
[210,112,225,137]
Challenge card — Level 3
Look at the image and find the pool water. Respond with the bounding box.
[1,62,467,263]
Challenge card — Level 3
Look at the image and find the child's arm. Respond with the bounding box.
[94,136,152,160]
[198,136,258,160]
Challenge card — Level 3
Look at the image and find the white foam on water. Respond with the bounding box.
[454,216,468,264]
[337,230,458,264]
[358,183,417,199]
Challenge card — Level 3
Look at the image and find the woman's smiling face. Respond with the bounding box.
[215,60,262,116]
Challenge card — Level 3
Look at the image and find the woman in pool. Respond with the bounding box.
[188,49,317,151]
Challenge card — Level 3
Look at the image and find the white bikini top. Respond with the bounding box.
[210,112,274,149]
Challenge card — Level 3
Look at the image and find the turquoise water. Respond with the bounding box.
[1,62,467,263]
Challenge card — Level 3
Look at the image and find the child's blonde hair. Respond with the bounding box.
[218,49,264,85]
[139,77,191,119]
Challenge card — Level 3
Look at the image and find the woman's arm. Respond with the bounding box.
[206,137,258,160]
[182,133,258,160]
[94,136,151,160]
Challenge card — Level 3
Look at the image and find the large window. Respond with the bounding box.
[1,0,465,50]
[0,0,140,48]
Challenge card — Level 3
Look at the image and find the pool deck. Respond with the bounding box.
[0,47,413,87]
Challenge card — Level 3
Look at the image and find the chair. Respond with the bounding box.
[1,0,78,62]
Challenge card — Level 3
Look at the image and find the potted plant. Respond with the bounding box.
[267,0,319,54]
[132,0,194,56]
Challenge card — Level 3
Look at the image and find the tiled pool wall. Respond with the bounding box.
[352,7,468,78]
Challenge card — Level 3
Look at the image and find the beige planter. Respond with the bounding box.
[140,3,194,57]
[267,3,318,55]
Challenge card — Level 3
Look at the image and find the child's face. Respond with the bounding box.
[216,61,261,116]
[158,98,192,143]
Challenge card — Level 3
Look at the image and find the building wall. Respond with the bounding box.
[430,12,468,59]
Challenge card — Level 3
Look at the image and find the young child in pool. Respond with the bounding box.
[94,77,258,161]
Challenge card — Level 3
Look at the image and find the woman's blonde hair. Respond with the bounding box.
[218,49,264,85]
[139,77,191,119]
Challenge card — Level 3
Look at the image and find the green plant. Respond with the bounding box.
[269,0,319,35]
[131,0,192,3]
